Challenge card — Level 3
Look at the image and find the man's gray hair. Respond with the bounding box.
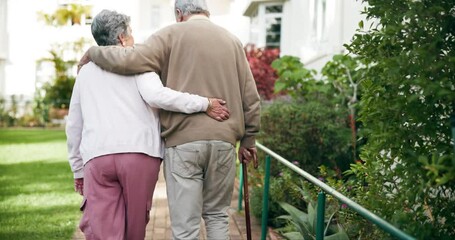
[175,0,210,16]
[91,9,131,46]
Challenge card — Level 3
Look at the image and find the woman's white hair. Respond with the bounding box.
[175,0,210,16]
[91,9,131,46]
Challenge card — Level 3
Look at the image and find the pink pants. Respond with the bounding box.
[79,153,161,240]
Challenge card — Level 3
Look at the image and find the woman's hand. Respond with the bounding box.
[74,178,84,195]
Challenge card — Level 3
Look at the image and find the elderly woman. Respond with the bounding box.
[66,9,228,240]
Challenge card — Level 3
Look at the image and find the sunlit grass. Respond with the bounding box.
[0,128,81,240]
[0,128,67,145]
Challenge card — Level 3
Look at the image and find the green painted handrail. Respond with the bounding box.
[254,141,416,240]
[238,164,244,211]
[260,155,271,240]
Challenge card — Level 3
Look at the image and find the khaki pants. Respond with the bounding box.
[164,140,236,240]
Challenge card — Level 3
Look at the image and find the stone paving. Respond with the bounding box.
[72,165,278,240]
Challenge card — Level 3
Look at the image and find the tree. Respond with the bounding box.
[38,4,92,26]
[39,39,90,110]
[321,55,367,162]
[345,0,455,238]
[35,4,93,124]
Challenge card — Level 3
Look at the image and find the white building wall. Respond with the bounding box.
[136,0,175,41]
[3,0,251,99]
[91,0,174,43]
[340,0,366,45]
[244,0,367,72]
[5,0,52,98]
[5,0,96,99]
[3,0,150,98]
[280,0,308,59]
[299,0,365,71]
[209,0,250,44]
[91,0,248,44]
[0,0,8,97]
[282,0,366,71]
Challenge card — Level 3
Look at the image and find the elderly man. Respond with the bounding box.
[80,0,261,239]
[68,9,229,240]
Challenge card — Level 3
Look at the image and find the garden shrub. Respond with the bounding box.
[245,44,280,100]
[42,76,76,109]
[251,98,353,228]
[40,48,77,110]
[0,96,16,127]
[249,54,366,236]
[260,100,352,175]
[246,1,455,238]
[344,0,455,238]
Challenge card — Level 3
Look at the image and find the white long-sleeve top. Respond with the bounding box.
[66,62,208,178]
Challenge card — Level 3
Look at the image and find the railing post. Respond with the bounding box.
[238,163,243,211]
[261,155,272,240]
[316,191,326,240]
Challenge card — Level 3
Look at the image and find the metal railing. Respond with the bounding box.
[451,112,455,154]
[238,142,416,240]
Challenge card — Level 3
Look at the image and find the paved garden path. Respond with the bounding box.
[72,165,280,240]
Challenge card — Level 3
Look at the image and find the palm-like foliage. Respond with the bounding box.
[38,4,92,26]
[278,202,349,240]
[277,185,350,240]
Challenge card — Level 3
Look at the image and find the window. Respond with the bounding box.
[249,3,283,49]
[310,0,328,41]
[264,4,282,48]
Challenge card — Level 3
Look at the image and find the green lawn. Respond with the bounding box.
[0,128,81,240]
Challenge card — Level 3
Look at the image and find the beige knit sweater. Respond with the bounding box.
[88,15,260,148]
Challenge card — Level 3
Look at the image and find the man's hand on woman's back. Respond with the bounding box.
[77,50,91,74]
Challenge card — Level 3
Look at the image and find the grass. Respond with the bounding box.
[0,128,82,240]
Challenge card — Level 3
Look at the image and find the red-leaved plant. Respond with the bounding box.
[244,44,280,100]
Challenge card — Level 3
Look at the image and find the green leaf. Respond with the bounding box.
[274,81,287,93]
[358,20,364,29]
[278,202,311,236]
[324,226,350,240]
[283,232,304,240]
[307,203,316,232]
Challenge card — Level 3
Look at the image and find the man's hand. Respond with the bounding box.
[74,178,84,195]
[238,146,258,169]
[206,98,230,121]
[77,50,91,74]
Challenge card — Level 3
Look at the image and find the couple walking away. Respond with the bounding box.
[66,0,261,239]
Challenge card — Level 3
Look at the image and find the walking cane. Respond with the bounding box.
[241,148,258,240]
[242,161,252,240]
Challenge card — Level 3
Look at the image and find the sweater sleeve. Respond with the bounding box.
[239,51,261,148]
[65,78,84,179]
[88,31,168,75]
[136,72,209,113]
